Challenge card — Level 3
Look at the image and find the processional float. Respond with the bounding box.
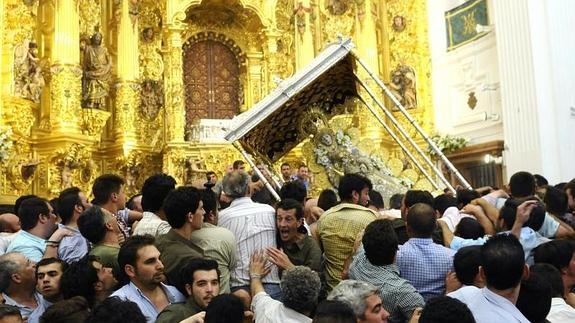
[224,37,471,202]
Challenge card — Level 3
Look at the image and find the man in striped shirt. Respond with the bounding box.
[218,171,281,299]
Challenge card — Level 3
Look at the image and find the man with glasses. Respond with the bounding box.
[6,197,70,262]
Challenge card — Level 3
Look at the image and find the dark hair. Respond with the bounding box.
[92,174,125,205]
[530,263,564,298]
[516,268,552,323]
[36,257,68,277]
[206,171,216,181]
[318,189,338,211]
[455,218,485,240]
[555,182,568,190]
[0,304,22,319]
[404,190,434,209]
[179,258,220,292]
[534,239,575,271]
[481,234,525,290]
[456,190,480,208]
[565,179,575,199]
[60,256,100,307]
[433,194,458,215]
[201,189,218,222]
[204,294,245,323]
[544,186,568,215]
[280,181,307,204]
[338,173,372,202]
[453,246,482,286]
[280,162,290,169]
[58,187,82,225]
[419,296,475,323]
[277,199,304,221]
[117,235,156,279]
[18,197,49,231]
[14,194,38,217]
[77,206,108,244]
[40,296,90,323]
[126,194,142,211]
[500,198,545,231]
[312,300,356,323]
[86,297,146,323]
[0,270,10,293]
[141,174,176,213]
[232,160,244,170]
[406,203,436,238]
[368,190,384,209]
[533,174,549,187]
[50,198,60,217]
[363,219,398,266]
[162,186,202,229]
[389,193,404,210]
[509,171,535,198]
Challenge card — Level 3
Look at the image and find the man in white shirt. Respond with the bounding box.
[218,171,281,299]
[249,251,320,323]
[132,174,175,237]
[449,233,530,323]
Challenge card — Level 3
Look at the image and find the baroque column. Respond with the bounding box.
[114,0,139,148]
[293,0,315,70]
[164,27,186,143]
[354,0,382,144]
[49,0,82,132]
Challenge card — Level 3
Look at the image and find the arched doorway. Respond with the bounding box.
[183,39,241,123]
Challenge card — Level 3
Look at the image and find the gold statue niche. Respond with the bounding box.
[0,0,434,203]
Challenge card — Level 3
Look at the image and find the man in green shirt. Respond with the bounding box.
[267,199,322,273]
[155,186,204,285]
[156,258,220,323]
[78,205,122,273]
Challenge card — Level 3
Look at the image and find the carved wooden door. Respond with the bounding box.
[183,40,240,122]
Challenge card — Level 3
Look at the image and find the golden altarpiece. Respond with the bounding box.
[0,0,435,204]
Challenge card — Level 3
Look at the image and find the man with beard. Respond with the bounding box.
[156,258,220,323]
[28,258,68,322]
[7,197,70,262]
[111,235,185,322]
[317,174,378,292]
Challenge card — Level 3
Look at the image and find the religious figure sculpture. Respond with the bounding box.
[390,65,417,109]
[326,0,350,15]
[82,31,112,109]
[312,126,410,202]
[14,41,45,103]
[140,80,164,120]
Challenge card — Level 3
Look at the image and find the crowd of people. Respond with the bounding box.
[1,159,575,323]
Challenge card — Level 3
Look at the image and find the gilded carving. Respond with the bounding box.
[50,65,82,129]
[50,144,91,192]
[2,97,37,137]
[13,41,45,103]
[326,0,351,15]
[79,0,101,37]
[115,152,144,196]
[114,82,140,135]
[4,0,36,47]
[390,65,417,109]
[81,108,112,139]
[140,80,164,121]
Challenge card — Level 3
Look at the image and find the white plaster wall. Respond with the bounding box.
[428,0,503,146]
[429,0,575,183]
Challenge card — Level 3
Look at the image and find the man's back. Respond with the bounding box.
[350,247,424,323]
[449,286,530,323]
[317,203,377,291]
[155,230,203,285]
[397,238,455,301]
[132,212,171,237]
[218,197,279,287]
[190,223,237,293]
